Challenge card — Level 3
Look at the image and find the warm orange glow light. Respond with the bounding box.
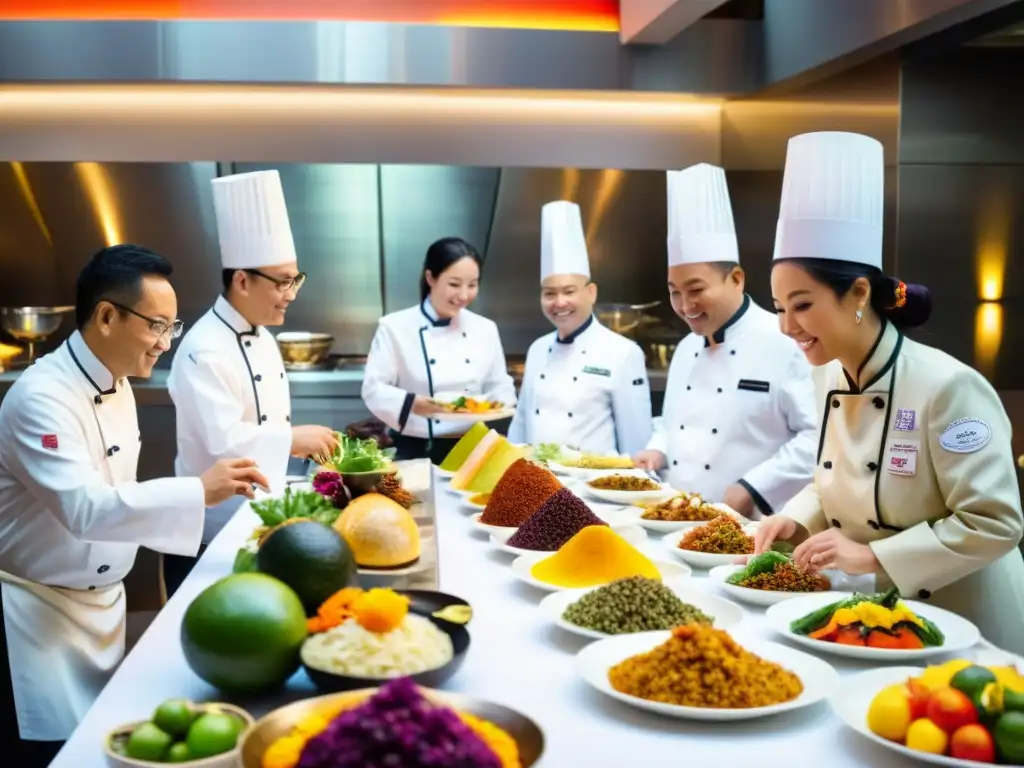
[0,0,620,31]
[974,301,1003,381]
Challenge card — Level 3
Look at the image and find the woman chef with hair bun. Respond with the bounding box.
[758,130,1024,655]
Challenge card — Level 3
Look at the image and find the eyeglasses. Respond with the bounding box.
[108,301,184,340]
[245,269,307,293]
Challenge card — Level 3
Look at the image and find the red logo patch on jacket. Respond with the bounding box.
[41,434,58,450]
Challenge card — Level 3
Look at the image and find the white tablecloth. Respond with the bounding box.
[52,468,964,767]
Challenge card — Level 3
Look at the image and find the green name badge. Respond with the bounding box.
[583,366,612,377]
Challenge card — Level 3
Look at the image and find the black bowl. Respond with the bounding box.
[302,589,471,693]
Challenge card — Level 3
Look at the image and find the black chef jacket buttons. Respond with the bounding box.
[429,358,436,365]
[463,332,467,338]
[831,399,840,408]
[717,387,723,393]
[254,374,262,382]
[535,409,540,415]
[94,395,103,405]
[694,352,698,358]
[712,428,718,434]
[88,585,96,591]
[260,415,268,422]
[568,413,573,418]
[868,520,880,530]
[823,461,832,469]
[572,376,577,382]
[465,359,470,364]
[540,374,546,379]
[97,564,110,574]
[873,397,885,409]
[831,519,842,528]
[704,464,711,470]
[672,460,678,466]
[730,350,736,355]
[285,415,291,422]
[918,589,931,599]
[686,385,691,391]
[280,372,284,379]
[245,340,252,348]
[867,462,878,471]
[106,446,120,457]
[434,419,440,424]
[679,424,684,430]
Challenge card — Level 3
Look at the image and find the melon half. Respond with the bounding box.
[439,421,490,472]
[450,429,501,490]
[464,441,527,495]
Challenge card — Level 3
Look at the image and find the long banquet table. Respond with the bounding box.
[52,462,983,768]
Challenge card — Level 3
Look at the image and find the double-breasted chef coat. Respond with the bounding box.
[168,295,293,544]
[781,319,1024,655]
[362,300,517,440]
[0,331,205,741]
[507,316,652,455]
[646,295,818,513]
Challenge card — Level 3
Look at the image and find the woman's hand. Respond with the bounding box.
[411,396,446,418]
[792,529,879,575]
[752,515,798,556]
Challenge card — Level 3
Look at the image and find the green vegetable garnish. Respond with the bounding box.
[319,435,396,474]
[250,487,341,527]
[231,548,258,574]
[726,551,789,585]
[533,443,566,463]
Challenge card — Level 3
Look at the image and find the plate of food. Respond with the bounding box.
[539,576,745,640]
[430,393,515,423]
[625,493,742,533]
[708,552,833,607]
[240,678,546,768]
[583,473,674,505]
[830,660,1024,767]
[765,588,980,661]
[531,443,638,478]
[576,625,840,721]
[662,516,756,569]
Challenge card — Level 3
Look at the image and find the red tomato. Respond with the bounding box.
[834,626,866,646]
[950,724,996,762]
[906,679,931,721]
[926,688,978,734]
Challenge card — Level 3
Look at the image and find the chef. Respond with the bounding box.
[166,170,337,594]
[0,244,269,766]
[362,236,517,463]
[756,131,1024,654]
[634,163,817,518]
[507,200,652,455]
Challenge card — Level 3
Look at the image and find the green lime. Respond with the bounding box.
[125,722,173,761]
[995,710,1024,762]
[186,712,241,758]
[952,665,998,699]
[167,742,192,763]
[153,699,197,738]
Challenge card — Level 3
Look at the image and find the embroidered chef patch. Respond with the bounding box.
[41,434,58,450]
[583,366,611,377]
[939,417,992,453]
[884,439,918,476]
[893,408,916,432]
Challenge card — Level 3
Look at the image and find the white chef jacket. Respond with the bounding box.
[362,300,517,439]
[781,319,1024,655]
[646,295,817,513]
[507,316,652,455]
[168,295,292,543]
[0,331,205,740]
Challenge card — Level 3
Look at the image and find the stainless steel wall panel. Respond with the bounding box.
[231,163,385,356]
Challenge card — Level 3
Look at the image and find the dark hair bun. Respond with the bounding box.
[870,274,931,329]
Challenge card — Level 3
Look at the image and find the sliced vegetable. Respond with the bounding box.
[250,487,341,528]
[726,551,789,585]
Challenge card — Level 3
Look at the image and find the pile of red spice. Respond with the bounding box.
[479,459,562,527]
[506,488,607,551]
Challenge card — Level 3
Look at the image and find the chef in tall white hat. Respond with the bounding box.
[757,131,1024,655]
[166,170,337,593]
[508,201,652,455]
[634,163,817,518]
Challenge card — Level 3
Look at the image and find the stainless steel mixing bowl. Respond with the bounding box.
[0,306,75,363]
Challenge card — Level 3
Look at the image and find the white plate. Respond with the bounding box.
[577,631,839,721]
[445,484,475,498]
[829,666,984,768]
[460,495,487,512]
[617,503,742,534]
[708,564,837,607]
[434,466,455,480]
[489,524,648,557]
[431,408,517,423]
[583,477,674,506]
[661,528,754,570]
[470,513,517,538]
[540,578,746,640]
[510,551,691,592]
[764,591,981,661]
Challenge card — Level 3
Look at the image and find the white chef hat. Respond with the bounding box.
[665,163,739,267]
[211,170,298,270]
[773,131,884,269]
[540,200,590,280]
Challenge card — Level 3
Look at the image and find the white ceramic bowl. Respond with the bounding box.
[470,513,517,539]
[539,578,746,640]
[104,703,254,768]
[764,591,981,661]
[577,631,840,721]
[661,527,754,570]
[708,564,836,607]
[509,551,691,593]
[583,476,674,506]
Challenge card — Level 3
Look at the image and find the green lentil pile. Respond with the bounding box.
[561,576,713,635]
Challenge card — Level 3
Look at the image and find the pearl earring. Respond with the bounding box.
[855,309,863,324]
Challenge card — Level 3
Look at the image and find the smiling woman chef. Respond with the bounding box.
[0,245,268,766]
[362,237,517,463]
[756,131,1024,655]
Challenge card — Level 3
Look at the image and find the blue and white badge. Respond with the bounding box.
[939,417,992,453]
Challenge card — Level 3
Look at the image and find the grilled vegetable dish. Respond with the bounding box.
[790,587,945,649]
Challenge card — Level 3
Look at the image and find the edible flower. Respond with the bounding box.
[306,587,363,634]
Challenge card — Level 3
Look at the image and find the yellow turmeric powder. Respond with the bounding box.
[530,526,659,588]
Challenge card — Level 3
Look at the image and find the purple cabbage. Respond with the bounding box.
[312,471,352,509]
[297,677,502,768]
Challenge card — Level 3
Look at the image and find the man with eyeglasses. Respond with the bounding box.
[0,244,269,766]
[166,170,338,595]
